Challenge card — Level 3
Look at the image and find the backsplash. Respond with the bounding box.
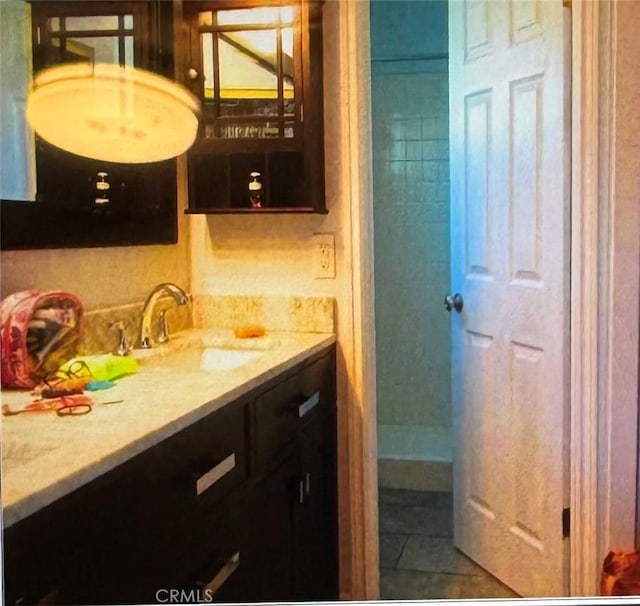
[79,295,334,355]
[193,295,335,333]
[78,301,192,356]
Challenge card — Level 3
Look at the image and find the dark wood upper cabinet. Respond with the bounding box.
[182,0,326,214]
[0,1,178,250]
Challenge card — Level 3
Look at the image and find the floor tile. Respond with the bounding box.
[397,535,486,576]
[378,488,520,601]
[378,502,453,536]
[380,568,462,600]
[381,567,518,600]
[379,533,408,569]
[455,572,519,599]
[379,487,452,509]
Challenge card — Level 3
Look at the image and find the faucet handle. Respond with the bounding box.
[110,321,130,356]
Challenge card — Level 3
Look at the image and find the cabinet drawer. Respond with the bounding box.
[127,400,248,545]
[254,353,332,470]
[181,496,250,604]
[167,401,247,510]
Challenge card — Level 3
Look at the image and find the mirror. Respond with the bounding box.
[0,1,36,201]
[41,15,135,65]
[0,0,178,250]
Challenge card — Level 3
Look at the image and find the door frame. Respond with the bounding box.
[571,0,640,596]
[340,0,639,599]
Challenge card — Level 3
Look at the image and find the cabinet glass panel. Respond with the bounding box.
[217,6,296,26]
[197,6,298,140]
[65,15,120,31]
[43,15,135,67]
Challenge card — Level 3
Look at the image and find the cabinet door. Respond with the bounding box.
[248,347,338,601]
[178,491,251,604]
[244,452,300,601]
[292,411,338,600]
[2,513,79,606]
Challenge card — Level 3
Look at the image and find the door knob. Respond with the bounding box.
[444,293,464,313]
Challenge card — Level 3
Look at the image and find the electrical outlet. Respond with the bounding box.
[313,233,336,279]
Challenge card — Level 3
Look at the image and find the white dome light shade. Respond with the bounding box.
[26,63,200,164]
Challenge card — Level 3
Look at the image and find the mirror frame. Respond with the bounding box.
[0,0,179,251]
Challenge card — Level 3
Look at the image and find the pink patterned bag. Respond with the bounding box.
[0,290,83,389]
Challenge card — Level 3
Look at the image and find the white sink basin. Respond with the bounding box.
[141,346,265,372]
[133,332,281,372]
[201,336,279,351]
[200,348,263,371]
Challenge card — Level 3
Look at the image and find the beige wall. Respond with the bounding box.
[0,161,191,310]
[188,4,345,306]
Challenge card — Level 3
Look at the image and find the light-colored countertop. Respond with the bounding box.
[1,329,335,528]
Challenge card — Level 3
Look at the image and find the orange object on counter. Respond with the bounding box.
[233,325,266,339]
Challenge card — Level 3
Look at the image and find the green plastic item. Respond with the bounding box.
[59,355,139,382]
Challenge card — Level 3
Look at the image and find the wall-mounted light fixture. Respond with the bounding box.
[26,63,200,164]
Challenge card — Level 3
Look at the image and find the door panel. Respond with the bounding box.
[449,0,570,597]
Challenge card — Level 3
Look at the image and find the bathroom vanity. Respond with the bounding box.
[2,333,337,604]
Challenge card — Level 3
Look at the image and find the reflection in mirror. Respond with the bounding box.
[198,5,298,140]
[27,4,197,165]
[0,1,36,201]
[0,3,138,201]
[0,0,179,250]
[36,14,135,69]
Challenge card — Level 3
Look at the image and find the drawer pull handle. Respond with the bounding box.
[196,453,236,496]
[298,391,320,417]
[203,552,240,596]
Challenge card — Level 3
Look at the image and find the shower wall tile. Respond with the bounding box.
[373,69,452,429]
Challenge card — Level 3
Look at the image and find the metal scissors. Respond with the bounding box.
[2,394,122,416]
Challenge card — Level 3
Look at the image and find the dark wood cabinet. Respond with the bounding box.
[0,0,328,252]
[183,0,326,214]
[2,345,337,605]
[247,348,338,602]
[293,410,338,600]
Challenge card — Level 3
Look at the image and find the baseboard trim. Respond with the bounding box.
[378,458,452,493]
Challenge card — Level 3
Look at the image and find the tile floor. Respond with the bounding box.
[378,487,519,600]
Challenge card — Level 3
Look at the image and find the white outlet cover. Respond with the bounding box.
[312,233,336,279]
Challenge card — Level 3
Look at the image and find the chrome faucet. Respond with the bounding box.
[138,283,189,349]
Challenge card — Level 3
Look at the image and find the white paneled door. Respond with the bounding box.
[448,0,570,597]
